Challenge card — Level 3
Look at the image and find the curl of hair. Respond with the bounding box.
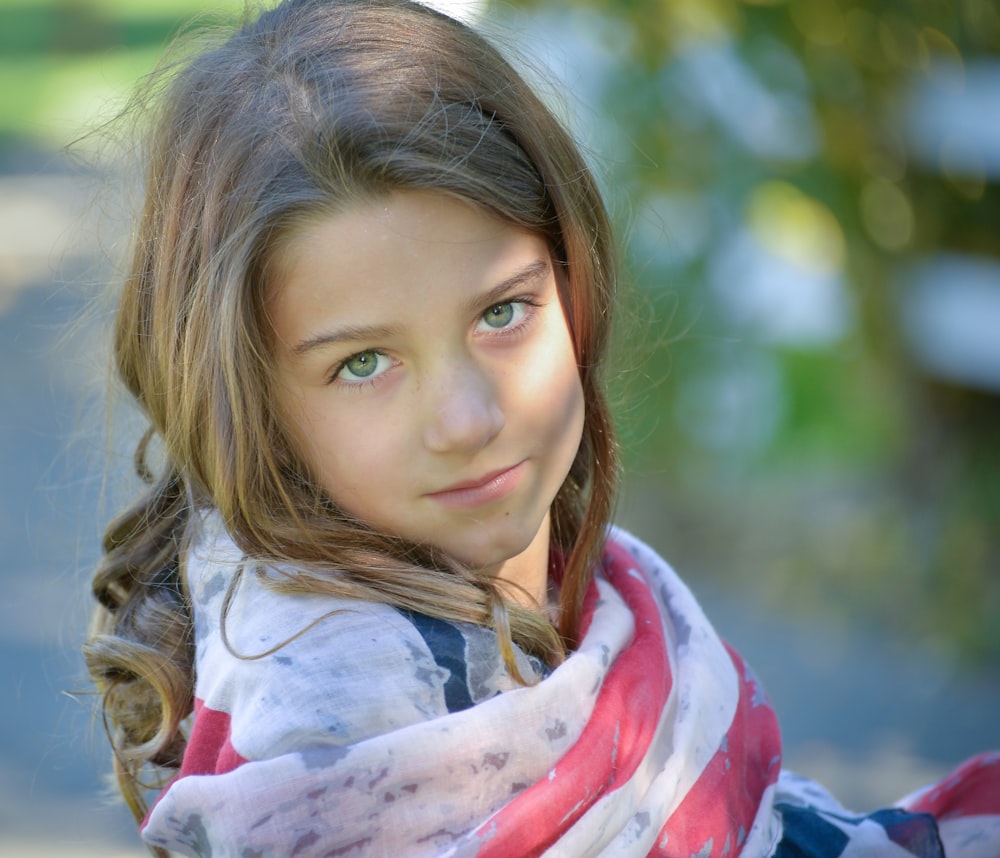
[84,0,620,828]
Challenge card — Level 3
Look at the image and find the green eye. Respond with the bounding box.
[482,302,515,329]
[342,352,380,378]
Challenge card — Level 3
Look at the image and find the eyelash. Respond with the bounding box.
[328,297,542,388]
[477,296,541,337]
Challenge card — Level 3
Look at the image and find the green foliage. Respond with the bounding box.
[0,0,243,151]
[510,0,1000,670]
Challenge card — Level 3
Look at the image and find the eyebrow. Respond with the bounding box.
[291,321,399,357]
[289,258,552,357]
[474,258,551,312]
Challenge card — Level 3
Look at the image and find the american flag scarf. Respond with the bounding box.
[141,518,1000,856]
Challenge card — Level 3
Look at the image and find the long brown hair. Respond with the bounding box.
[84,0,620,832]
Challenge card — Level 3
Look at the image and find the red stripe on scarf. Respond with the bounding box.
[472,541,672,857]
[179,698,249,776]
[905,752,1000,819]
[141,699,248,831]
[650,645,782,857]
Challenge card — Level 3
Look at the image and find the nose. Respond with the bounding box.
[422,359,505,454]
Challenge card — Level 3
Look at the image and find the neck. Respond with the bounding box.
[491,514,551,610]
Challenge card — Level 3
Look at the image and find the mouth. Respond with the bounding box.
[426,461,526,509]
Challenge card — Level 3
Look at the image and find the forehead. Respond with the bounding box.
[273,192,511,271]
[264,191,553,343]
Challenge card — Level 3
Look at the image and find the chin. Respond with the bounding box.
[450,543,518,573]
[452,527,538,573]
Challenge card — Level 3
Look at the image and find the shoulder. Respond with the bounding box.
[605,524,683,588]
[603,524,726,656]
[183,511,539,762]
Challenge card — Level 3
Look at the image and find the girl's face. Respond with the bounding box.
[267,191,585,604]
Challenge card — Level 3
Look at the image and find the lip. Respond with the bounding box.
[426,461,526,509]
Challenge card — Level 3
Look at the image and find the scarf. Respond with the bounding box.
[142,518,1000,857]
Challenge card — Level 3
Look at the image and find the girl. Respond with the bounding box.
[84,0,1000,856]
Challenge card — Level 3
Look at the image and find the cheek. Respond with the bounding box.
[274,391,349,490]
[297,407,413,519]
[524,333,585,446]
[270,387,318,475]
[561,371,587,453]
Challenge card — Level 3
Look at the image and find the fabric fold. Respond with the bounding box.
[141,520,1000,857]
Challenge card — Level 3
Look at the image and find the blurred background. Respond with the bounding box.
[1,0,997,854]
